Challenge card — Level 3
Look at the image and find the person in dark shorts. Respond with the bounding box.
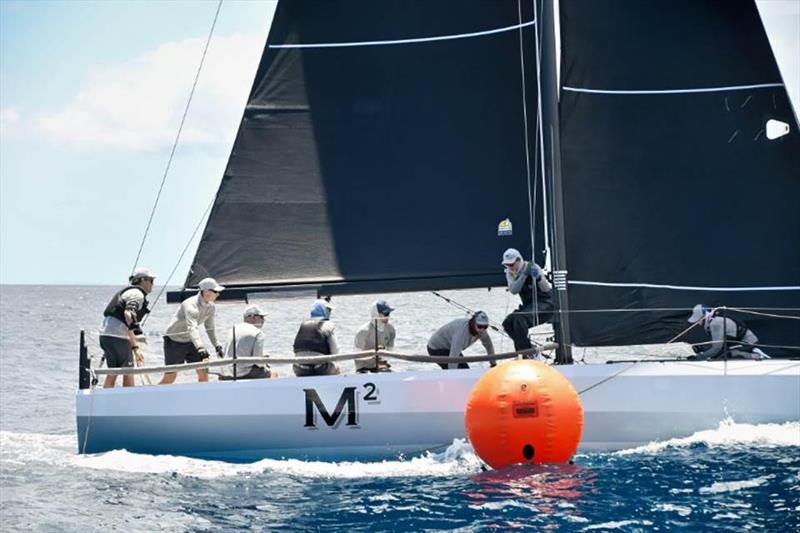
[293,299,340,377]
[98,268,156,388]
[159,277,225,384]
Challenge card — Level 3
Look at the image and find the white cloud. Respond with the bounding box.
[0,107,21,137]
[39,33,265,151]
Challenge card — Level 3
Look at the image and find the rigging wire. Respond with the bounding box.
[142,198,215,323]
[130,0,224,275]
[516,0,541,328]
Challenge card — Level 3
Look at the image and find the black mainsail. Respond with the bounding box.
[175,1,545,299]
[557,0,800,353]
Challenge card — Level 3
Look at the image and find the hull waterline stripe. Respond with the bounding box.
[569,280,800,292]
[562,83,783,95]
[269,20,536,49]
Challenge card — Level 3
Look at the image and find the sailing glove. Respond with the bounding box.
[198,348,210,359]
[215,345,225,358]
[529,263,540,280]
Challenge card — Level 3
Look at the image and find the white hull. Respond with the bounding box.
[76,360,800,461]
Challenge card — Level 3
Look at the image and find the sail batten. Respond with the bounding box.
[558,0,800,354]
[182,0,545,297]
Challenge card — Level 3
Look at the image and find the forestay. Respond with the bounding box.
[557,0,800,353]
[176,0,547,300]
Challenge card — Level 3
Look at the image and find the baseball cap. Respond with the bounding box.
[198,277,225,292]
[473,310,490,326]
[688,304,707,323]
[375,300,395,316]
[243,304,265,318]
[501,248,522,265]
[129,267,156,281]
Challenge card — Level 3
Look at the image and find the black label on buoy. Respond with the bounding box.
[513,401,538,418]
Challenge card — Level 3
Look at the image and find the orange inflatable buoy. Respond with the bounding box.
[464,360,583,468]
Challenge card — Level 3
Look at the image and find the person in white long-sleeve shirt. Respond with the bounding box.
[427,311,495,369]
[219,304,277,380]
[159,277,225,384]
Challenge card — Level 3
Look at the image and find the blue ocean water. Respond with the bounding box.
[1,285,798,531]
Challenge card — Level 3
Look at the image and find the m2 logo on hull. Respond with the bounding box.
[304,383,380,429]
[304,387,357,429]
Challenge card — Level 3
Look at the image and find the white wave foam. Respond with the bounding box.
[583,520,653,531]
[699,475,774,495]
[614,418,800,456]
[1,432,483,479]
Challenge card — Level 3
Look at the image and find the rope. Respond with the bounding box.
[431,291,512,339]
[726,307,800,321]
[130,0,224,275]
[92,347,555,377]
[143,197,215,322]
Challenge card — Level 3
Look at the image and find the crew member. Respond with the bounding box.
[354,300,396,373]
[500,248,556,355]
[98,268,155,388]
[427,311,495,369]
[159,277,225,384]
[687,304,770,360]
[220,304,277,380]
[293,299,340,377]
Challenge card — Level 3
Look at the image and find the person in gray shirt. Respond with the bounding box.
[687,304,770,360]
[98,267,155,388]
[427,311,495,369]
[220,304,277,380]
[354,300,396,373]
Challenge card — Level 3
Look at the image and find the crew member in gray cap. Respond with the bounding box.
[354,300,396,373]
[426,311,495,369]
[98,268,156,388]
[500,248,556,356]
[687,304,769,360]
[220,304,277,380]
[159,277,225,384]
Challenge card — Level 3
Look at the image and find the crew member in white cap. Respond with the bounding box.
[159,277,225,384]
[687,304,769,360]
[292,298,340,376]
[354,299,396,373]
[500,248,556,356]
[219,304,277,380]
[98,268,156,388]
[426,311,495,370]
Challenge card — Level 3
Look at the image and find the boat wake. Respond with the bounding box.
[0,431,483,479]
[613,418,800,456]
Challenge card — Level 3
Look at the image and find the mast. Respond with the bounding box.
[537,0,572,363]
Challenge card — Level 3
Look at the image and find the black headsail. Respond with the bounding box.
[558,0,800,354]
[170,0,545,301]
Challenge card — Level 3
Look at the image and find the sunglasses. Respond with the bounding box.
[475,324,488,330]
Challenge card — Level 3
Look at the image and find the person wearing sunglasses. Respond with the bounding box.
[293,299,341,377]
[160,277,225,384]
[500,248,556,356]
[426,311,495,370]
[98,267,156,388]
[354,300,396,373]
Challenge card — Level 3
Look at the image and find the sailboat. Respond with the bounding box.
[76,0,800,462]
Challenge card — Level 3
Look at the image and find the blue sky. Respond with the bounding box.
[1,0,798,285]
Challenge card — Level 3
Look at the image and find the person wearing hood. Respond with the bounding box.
[159,277,225,384]
[687,304,769,360]
[500,248,556,354]
[219,304,277,380]
[99,267,156,388]
[354,300,396,373]
[292,299,340,377]
[426,311,495,369]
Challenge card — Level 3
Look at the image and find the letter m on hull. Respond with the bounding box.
[304,387,358,428]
